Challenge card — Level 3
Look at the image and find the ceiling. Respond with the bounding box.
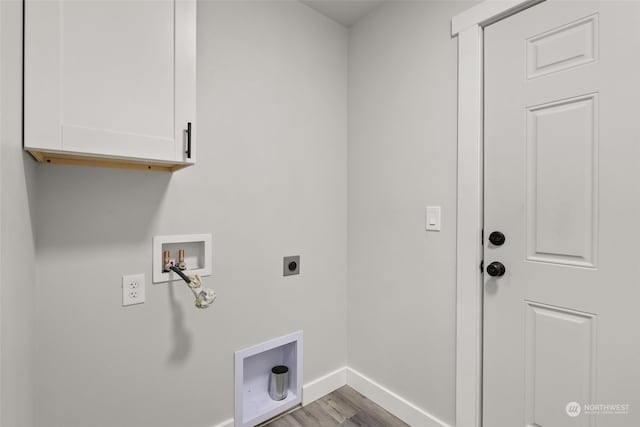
[299,0,385,27]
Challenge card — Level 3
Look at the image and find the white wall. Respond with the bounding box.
[31,2,348,426]
[348,2,474,425]
[1,1,482,425]
[0,1,37,426]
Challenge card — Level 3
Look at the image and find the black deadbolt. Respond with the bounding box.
[288,261,298,272]
[489,231,506,246]
[486,262,506,277]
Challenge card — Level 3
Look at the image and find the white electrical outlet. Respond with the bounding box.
[122,274,145,306]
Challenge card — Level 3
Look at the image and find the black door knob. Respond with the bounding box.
[486,262,506,277]
[489,231,506,246]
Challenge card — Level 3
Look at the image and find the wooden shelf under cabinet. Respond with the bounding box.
[27,150,192,173]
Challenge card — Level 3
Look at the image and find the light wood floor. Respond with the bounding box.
[263,386,409,427]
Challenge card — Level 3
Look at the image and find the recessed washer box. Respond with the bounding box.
[152,234,212,284]
[234,331,303,427]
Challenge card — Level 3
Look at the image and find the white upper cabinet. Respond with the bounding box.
[24,0,196,171]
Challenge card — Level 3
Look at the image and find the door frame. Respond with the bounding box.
[451,1,544,426]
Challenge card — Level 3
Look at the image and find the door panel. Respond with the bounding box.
[526,14,598,79]
[60,1,174,141]
[526,93,598,267]
[524,301,596,427]
[484,1,640,426]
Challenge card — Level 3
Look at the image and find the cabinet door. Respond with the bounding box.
[24,0,195,163]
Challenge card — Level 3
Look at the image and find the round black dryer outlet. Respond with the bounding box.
[283,255,300,276]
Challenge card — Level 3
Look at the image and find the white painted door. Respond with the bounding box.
[484,1,640,426]
[24,0,195,163]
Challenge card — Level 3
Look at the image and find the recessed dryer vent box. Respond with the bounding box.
[152,234,212,284]
[234,331,303,427]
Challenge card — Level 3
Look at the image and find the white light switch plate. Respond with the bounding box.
[426,206,441,231]
[122,274,145,306]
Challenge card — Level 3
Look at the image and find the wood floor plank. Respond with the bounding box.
[263,386,408,427]
[289,405,336,427]
[340,419,364,427]
[348,412,389,427]
[320,390,359,422]
[335,386,409,426]
[315,396,350,423]
[266,415,304,427]
[303,403,342,427]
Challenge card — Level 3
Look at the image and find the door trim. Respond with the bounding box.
[451,2,544,426]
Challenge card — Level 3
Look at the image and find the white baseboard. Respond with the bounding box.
[347,368,451,427]
[211,418,234,427]
[302,366,347,405]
